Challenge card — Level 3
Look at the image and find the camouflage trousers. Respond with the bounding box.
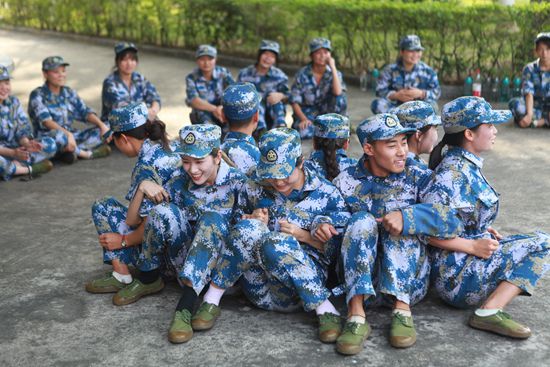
[508,97,549,126]
[257,101,287,131]
[341,211,430,306]
[292,94,347,139]
[41,126,103,156]
[91,196,140,266]
[431,231,550,308]
[212,219,331,312]
[140,202,229,295]
[371,97,439,115]
[0,136,56,180]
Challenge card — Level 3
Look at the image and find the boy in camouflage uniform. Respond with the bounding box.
[220,82,261,176]
[185,45,235,126]
[371,35,440,114]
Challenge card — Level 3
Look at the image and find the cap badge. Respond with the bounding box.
[266,149,278,162]
[184,133,196,145]
[385,116,398,127]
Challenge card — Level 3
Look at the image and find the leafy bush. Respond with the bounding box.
[2,0,549,82]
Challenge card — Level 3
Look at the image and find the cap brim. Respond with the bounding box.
[117,47,138,55]
[481,109,512,125]
[196,54,216,59]
[254,159,296,181]
[403,47,424,51]
[536,36,550,44]
[173,145,212,158]
[259,47,279,54]
[426,114,442,126]
[375,127,417,141]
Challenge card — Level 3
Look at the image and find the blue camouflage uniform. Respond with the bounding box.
[237,40,289,130]
[0,67,56,180]
[290,38,347,139]
[28,56,103,155]
[508,32,550,126]
[303,113,357,180]
[91,103,181,268]
[212,128,350,312]
[101,42,161,122]
[333,114,461,305]
[185,45,235,125]
[139,124,259,295]
[372,35,440,114]
[422,96,550,308]
[392,100,442,170]
[220,82,262,175]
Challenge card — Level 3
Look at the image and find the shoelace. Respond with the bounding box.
[178,310,192,323]
[319,313,339,324]
[342,322,362,334]
[393,313,413,328]
[198,303,217,314]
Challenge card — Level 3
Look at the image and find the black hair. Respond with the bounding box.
[113,119,170,151]
[536,38,550,49]
[114,49,138,71]
[313,136,347,181]
[226,114,255,128]
[255,49,279,67]
[428,125,480,170]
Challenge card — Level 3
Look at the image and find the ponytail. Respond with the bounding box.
[144,119,170,151]
[313,136,347,181]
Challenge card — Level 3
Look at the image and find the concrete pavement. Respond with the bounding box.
[1,28,550,367]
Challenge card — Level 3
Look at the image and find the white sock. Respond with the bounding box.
[203,285,226,306]
[315,300,340,316]
[348,315,366,324]
[393,308,412,317]
[475,308,501,317]
[112,271,132,284]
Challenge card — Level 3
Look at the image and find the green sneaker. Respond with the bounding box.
[192,302,221,331]
[112,278,164,306]
[29,160,53,177]
[390,312,416,348]
[85,272,126,293]
[318,312,342,343]
[469,310,531,339]
[168,310,194,344]
[91,144,111,159]
[336,321,371,355]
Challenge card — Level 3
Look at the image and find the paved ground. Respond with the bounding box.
[1,28,550,367]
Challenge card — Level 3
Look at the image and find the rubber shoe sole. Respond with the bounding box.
[112,279,164,306]
[336,325,371,356]
[469,314,531,339]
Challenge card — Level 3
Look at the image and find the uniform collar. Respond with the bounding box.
[41,82,66,97]
[396,59,419,73]
[447,146,484,169]
[197,66,220,80]
[225,131,256,145]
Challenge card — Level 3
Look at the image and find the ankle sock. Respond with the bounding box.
[475,308,500,317]
[203,285,225,306]
[176,285,198,313]
[137,269,160,285]
[393,308,412,317]
[315,299,340,316]
[112,271,132,284]
[348,315,366,324]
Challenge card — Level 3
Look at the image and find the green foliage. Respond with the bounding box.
[1,0,549,82]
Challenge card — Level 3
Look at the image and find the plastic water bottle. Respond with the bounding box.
[472,69,482,97]
[491,76,499,102]
[371,68,379,92]
[500,77,510,102]
[463,74,473,96]
[512,76,521,98]
[360,70,368,92]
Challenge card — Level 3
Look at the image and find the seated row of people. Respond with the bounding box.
[85,82,550,356]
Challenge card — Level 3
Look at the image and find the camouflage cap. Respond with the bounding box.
[535,32,550,45]
[391,101,441,131]
[42,56,69,71]
[114,42,138,55]
[222,82,262,122]
[313,113,350,139]
[441,96,511,134]
[259,40,280,55]
[255,127,301,180]
[108,102,148,133]
[309,37,332,54]
[174,124,221,158]
[0,65,11,81]
[196,45,217,59]
[356,113,416,145]
[399,35,424,51]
